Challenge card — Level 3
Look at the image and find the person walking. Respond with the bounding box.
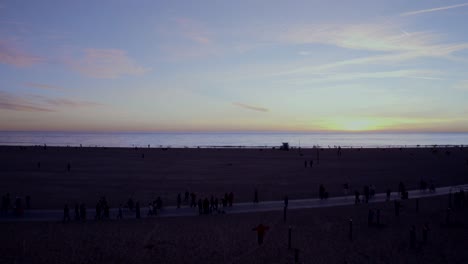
[252,224,270,245]
[63,204,70,222]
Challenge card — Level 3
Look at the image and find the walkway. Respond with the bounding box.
[1,184,467,222]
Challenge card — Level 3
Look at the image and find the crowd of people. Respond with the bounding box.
[1,193,31,217]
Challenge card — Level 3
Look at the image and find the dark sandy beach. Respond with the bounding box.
[0,146,466,209]
[1,146,468,263]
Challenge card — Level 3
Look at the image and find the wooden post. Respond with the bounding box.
[294,248,299,264]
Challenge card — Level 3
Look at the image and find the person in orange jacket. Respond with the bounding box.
[252,224,270,245]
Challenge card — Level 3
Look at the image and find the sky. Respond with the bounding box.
[1,0,468,132]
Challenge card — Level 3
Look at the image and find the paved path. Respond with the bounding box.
[1,184,467,222]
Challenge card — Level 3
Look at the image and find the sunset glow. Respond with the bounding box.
[1,1,468,132]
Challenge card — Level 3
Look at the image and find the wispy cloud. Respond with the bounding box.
[23,82,66,91]
[233,102,269,112]
[174,18,212,45]
[158,17,219,60]
[0,39,43,67]
[0,91,102,112]
[277,69,443,84]
[65,49,150,78]
[401,3,468,16]
[273,22,468,76]
[43,98,102,107]
[0,91,53,112]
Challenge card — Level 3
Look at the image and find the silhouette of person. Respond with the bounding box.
[319,184,325,200]
[67,163,71,172]
[210,196,215,213]
[103,203,109,219]
[184,191,189,203]
[191,193,197,208]
[229,192,234,207]
[136,201,141,219]
[156,197,162,210]
[63,204,70,222]
[80,203,86,221]
[224,193,228,207]
[284,195,289,208]
[74,203,80,220]
[354,191,360,204]
[252,224,270,245]
[254,189,259,203]
[25,195,30,209]
[364,185,370,203]
[128,198,134,211]
[95,202,102,220]
[422,223,429,243]
[198,199,203,215]
[203,198,210,214]
[177,193,182,209]
[386,189,391,201]
[309,160,313,167]
[410,225,416,249]
[117,204,123,219]
[304,160,307,168]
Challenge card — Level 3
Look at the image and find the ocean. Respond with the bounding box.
[0,131,467,148]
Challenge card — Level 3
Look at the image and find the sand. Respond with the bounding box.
[2,195,468,264]
[0,146,467,209]
[1,146,468,263]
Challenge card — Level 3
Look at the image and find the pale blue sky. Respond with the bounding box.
[1,0,468,132]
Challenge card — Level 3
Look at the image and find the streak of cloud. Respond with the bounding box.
[0,39,43,67]
[401,3,468,16]
[0,91,54,112]
[23,82,66,91]
[0,91,102,112]
[65,49,150,79]
[233,102,269,112]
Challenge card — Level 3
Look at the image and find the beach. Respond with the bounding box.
[2,195,468,263]
[1,146,468,263]
[0,146,466,209]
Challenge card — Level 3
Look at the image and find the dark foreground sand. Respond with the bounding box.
[0,146,467,209]
[1,195,468,264]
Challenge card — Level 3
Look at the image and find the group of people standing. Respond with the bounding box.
[63,203,87,222]
[1,193,31,217]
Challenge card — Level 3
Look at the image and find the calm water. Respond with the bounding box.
[0,131,467,148]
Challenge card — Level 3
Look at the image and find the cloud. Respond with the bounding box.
[272,22,468,76]
[66,49,150,78]
[0,91,53,112]
[0,91,102,112]
[174,18,212,45]
[279,23,446,53]
[233,102,268,112]
[277,69,443,84]
[0,39,43,67]
[23,82,66,91]
[401,3,468,16]
[43,98,102,107]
